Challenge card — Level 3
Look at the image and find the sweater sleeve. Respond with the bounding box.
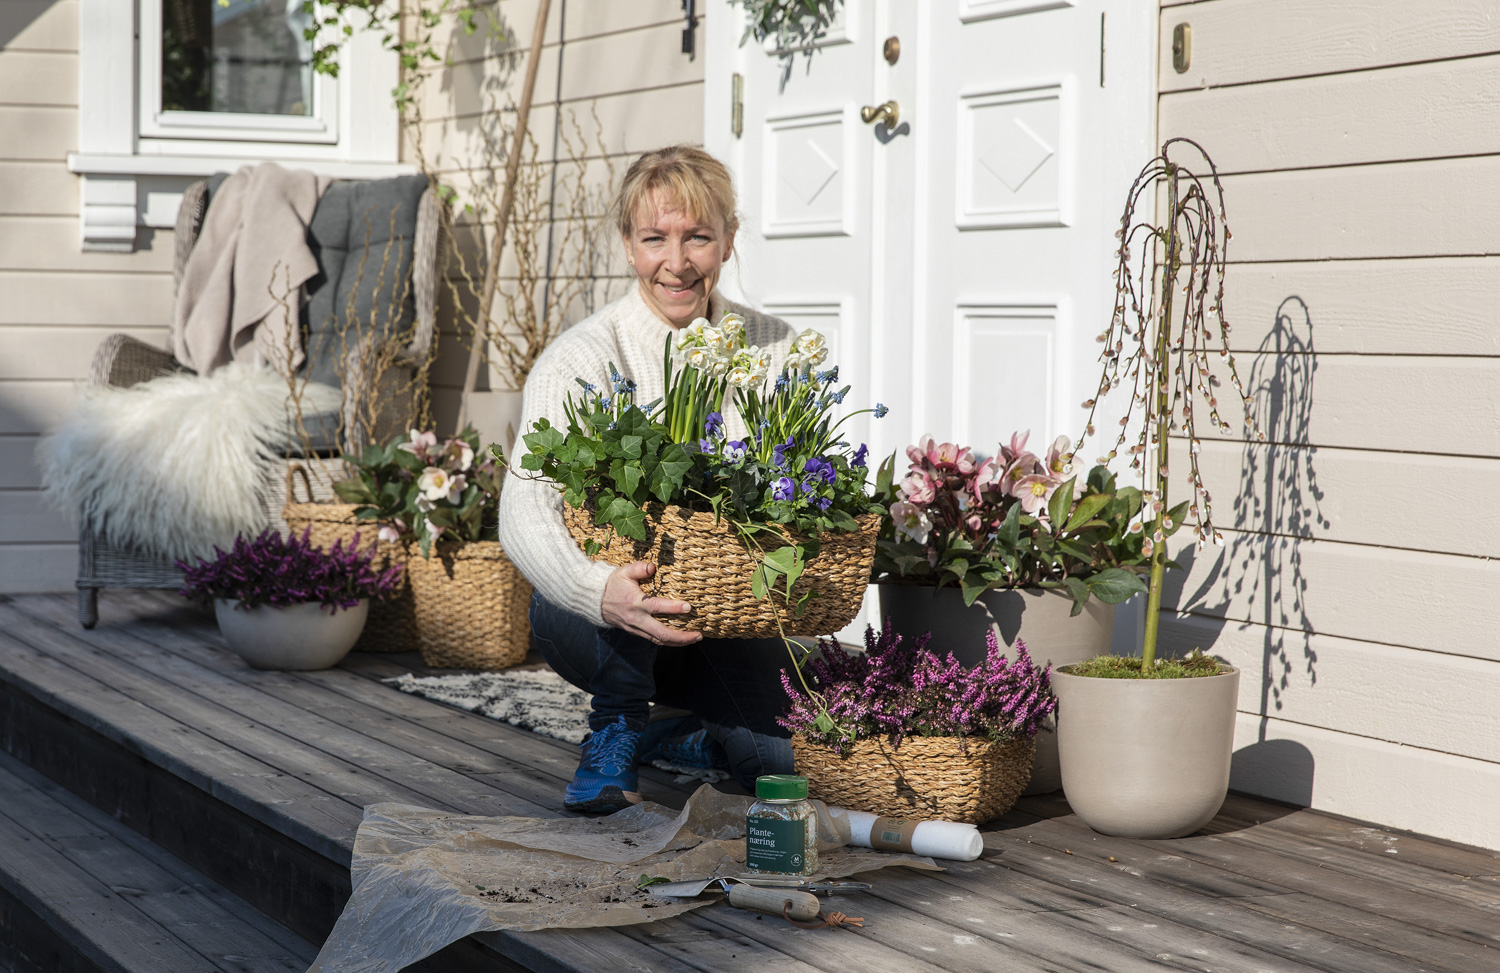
[496,338,616,627]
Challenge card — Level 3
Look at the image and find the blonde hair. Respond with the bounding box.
[613,145,739,239]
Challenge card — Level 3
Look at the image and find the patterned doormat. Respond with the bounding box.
[383,668,731,783]
[383,669,592,743]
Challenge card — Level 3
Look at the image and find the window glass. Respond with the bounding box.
[161,0,315,116]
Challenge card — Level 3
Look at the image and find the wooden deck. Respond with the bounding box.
[1,589,1498,973]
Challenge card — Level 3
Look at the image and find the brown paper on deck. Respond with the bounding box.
[307,784,939,973]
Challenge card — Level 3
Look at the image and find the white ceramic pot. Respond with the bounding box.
[1053,665,1240,838]
[877,583,1113,794]
[214,599,369,670]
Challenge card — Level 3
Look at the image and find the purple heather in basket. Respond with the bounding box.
[779,619,1057,756]
[176,528,402,614]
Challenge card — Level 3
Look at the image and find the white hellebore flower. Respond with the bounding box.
[418,466,465,504]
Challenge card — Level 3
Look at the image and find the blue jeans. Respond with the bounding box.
[528,592,795,790]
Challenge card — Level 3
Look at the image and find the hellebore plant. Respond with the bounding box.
[177,528,402,613]
[334,426,503,557]
[779,620,1058,754]
[1073,138,1264,670]
[872,431,1149,614]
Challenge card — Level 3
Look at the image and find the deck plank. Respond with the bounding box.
[8,591,1500,973]
[0,750,314,972]
[9,594,556,820]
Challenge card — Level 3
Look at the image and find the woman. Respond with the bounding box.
[498,146,799,813]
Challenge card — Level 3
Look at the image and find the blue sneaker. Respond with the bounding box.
[564,716,643,813]
[639,716,727,772]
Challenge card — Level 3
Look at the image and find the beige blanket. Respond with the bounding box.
[172,162,332,375]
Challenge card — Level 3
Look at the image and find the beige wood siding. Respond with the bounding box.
[0,0,178,592]
[416,0,705,430]
[1156,0,1500,849]
[0,0,703,593]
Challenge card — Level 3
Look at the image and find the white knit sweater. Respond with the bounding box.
[497,285,797,626]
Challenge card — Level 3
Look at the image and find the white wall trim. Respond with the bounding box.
[75,0,403,252]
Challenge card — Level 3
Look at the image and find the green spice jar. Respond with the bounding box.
[745,774,818,876]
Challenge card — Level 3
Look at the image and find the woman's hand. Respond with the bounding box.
[600,561,703,645]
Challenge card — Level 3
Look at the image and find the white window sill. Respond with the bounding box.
[67,154,419,251]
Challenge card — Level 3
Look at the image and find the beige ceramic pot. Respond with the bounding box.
[877,583,1113,794]
[214,599,368,670]
[1053,665,1240,838]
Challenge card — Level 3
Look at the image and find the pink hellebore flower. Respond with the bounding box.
[898,470,937,505]
[1003,452,1041,489]
[418,466,461,503]
[906,434,936,468]
[1000,430,1032,464]
[890,500,933,545]
[971,456,1006,499]
[926,439,975,474]
[1044,435,1074,478]
[444,439,475,473]
[398,428,438,458]
[377,524,402,544]
[1011,473,1060,517]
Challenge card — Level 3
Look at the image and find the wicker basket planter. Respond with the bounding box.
[563,504,881,638]
[791,733,1035,825]
[282,475,418,654]
[404,540,534,670]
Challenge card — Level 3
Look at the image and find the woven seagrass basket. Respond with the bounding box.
[404,540,534,669]
[563,504,881,638]
[281,466,418,654]
[791,733,1035,825]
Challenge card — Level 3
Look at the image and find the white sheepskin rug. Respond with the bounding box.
[36,363,338,563]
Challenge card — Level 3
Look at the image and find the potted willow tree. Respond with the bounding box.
[1052,139,1264,839]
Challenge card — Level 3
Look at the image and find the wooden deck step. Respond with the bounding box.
[0,748,314,973]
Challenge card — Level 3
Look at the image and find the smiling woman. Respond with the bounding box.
[615,146,740,328]
[497,145,806,814]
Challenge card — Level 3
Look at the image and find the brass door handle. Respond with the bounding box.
[860,100,899,127]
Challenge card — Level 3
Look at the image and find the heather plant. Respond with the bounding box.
[1073,138,1264,670]
[334,426,502,557]
[780,621,1057,754]
[177,528,401,614]
[873,431,1154,614]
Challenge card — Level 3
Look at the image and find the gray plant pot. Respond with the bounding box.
[1053,665,1240,838]
[214,599,368,671]
[877,583,1113,794]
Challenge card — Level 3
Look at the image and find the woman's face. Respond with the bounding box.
[625,191,734,329]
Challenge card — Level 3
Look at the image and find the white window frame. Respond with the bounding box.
[138,0,339,145]
[69,0,411,252]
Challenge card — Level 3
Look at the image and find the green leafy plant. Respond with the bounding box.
[871,432,1160,615]
[333,426,502,557]
[1072,138,1263,672]
[732,0,844,50]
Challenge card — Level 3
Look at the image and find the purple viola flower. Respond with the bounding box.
[815,496,832,511]
[852,443,869,468]
[803,456,836,485]
[773,476,797,502]
[725,439,748,463]
[698,438,714,454]
[772,434,795,469]
[704,412,724,438]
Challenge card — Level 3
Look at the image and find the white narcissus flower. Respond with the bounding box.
[708,353,731,377]
[703,327,730,355]
[685,346,711,370]
[726,366,752,388]
[418,466,454,503]
[783,351,803,372]
[794,329,827,357]
[719,313,746,347]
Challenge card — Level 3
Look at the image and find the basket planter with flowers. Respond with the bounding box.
[177,528,402,670]
[520,314,886,639]
[780,621,1057,824]
[334,427,533,669]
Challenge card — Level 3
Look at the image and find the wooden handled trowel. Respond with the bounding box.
[646,876,822,919]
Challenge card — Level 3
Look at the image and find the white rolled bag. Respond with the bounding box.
[828,806,986,861]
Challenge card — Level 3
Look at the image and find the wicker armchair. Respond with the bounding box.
[76,174,443,628]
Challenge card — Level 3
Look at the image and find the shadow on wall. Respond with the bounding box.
[1164,296,1326,807]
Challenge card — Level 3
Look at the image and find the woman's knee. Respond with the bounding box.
[702,722,793,790]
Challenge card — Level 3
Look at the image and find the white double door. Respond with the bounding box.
[705,0,1155,640]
